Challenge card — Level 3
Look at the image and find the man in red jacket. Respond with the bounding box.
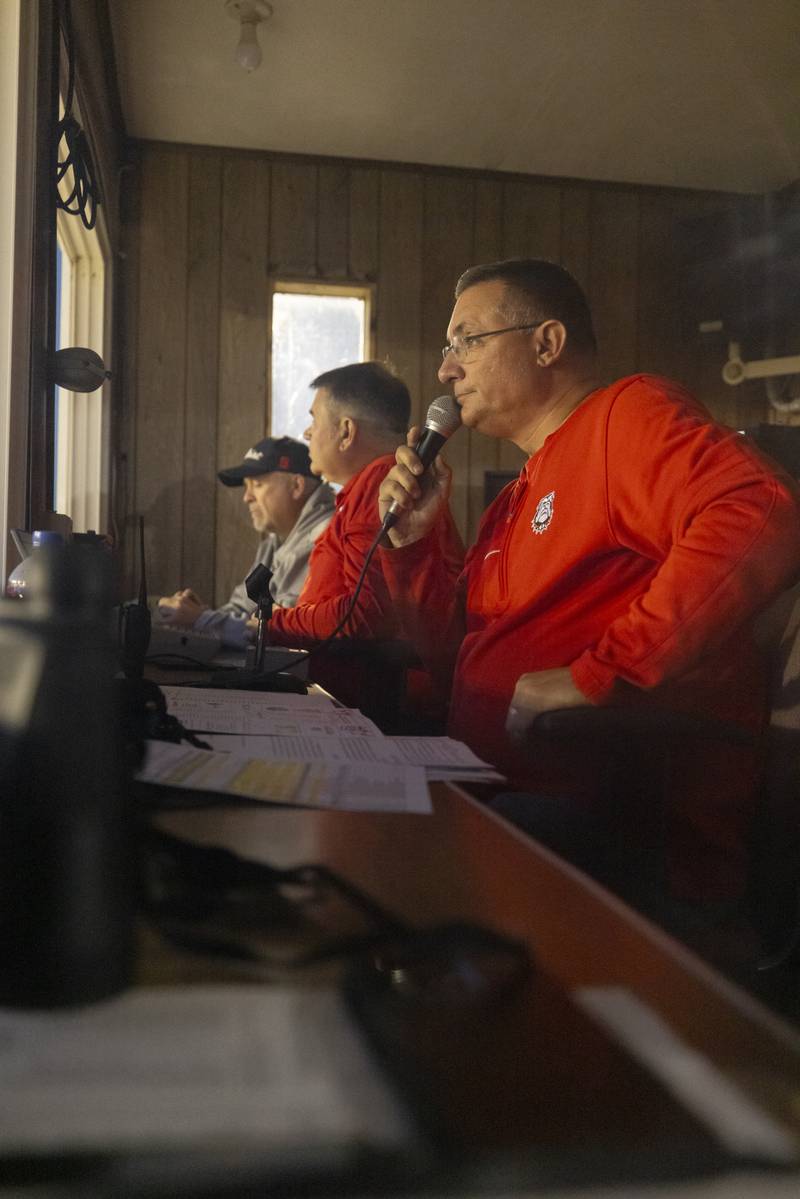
[378,258,800,932]
[264,361,463,711]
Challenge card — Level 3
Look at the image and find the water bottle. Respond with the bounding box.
[6,530,63,599]
[0,540,135,1007]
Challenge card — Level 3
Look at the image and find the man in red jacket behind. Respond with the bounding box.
[264,361,463,713]
[378,258,800,941]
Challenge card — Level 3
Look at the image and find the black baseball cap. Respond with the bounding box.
[217,437,314,486]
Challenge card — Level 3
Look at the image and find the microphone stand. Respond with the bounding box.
[207,564,306,692]
[246,564,273,672]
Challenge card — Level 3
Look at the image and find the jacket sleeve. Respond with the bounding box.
[379,518,468,691]
[267,464,395,646]
[267,523,392,645]
[193,608,253,649]
[191,538,278,648]
[571,381,800,702]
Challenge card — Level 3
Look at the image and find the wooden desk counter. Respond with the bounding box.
[156,782,800,1144]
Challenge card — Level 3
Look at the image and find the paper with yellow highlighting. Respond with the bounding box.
[137,740,432,814]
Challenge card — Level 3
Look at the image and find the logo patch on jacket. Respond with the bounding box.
[531,490,555,534]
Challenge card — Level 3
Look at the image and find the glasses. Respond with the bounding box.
[441,321,546,363]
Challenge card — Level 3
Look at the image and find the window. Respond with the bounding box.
[54,168,109,533]
[270,282,373,440]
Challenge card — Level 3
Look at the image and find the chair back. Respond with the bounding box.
[750,580,800,958]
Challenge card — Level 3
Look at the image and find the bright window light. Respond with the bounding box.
[54,210,107,532]
[271,283,372,441]
[54,86,109,534]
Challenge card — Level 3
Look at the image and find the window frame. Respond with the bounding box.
[5,0,60,561]
[54,193,111,533]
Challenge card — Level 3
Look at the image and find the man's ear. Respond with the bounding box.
[534,319,567,367]
[289,473,306,499]
[339,414,356,451]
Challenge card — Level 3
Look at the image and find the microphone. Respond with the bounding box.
[382,395,462,533]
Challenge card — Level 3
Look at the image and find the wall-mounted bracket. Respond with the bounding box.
[722,342,800,387]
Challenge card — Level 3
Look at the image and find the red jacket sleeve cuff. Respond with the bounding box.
[570,653,620,705]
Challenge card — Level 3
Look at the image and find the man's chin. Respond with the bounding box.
[458,402,479,430]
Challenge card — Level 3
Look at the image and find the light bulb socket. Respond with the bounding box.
[224,0,273,19]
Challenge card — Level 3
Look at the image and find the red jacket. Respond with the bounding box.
[268,456,399,646]
[269,453,464,710]
[381,376,800,898]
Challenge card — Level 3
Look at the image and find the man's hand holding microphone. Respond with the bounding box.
[378,395,461,546]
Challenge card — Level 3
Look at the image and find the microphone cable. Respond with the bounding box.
[232,522,386,683]
[310,522,386,650]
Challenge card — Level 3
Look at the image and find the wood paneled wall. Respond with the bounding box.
[119,143,771,604]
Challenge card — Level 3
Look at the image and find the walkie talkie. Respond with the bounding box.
[118,516,151,679]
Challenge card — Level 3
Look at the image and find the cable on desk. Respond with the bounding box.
[136,823,534,992]
[144,652,224,670]
[137,821,407,969]
[117,677,211,763]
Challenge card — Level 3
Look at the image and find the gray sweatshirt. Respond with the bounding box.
[193,482,335,648]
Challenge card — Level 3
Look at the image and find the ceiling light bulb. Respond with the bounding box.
[235,18,262,71]
[225,1,272,73]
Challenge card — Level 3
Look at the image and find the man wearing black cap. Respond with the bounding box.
[157,436,334,648]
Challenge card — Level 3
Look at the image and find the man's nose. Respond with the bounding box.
[438,351,462,385]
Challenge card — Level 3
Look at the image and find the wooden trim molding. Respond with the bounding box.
[7,0,59,549]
